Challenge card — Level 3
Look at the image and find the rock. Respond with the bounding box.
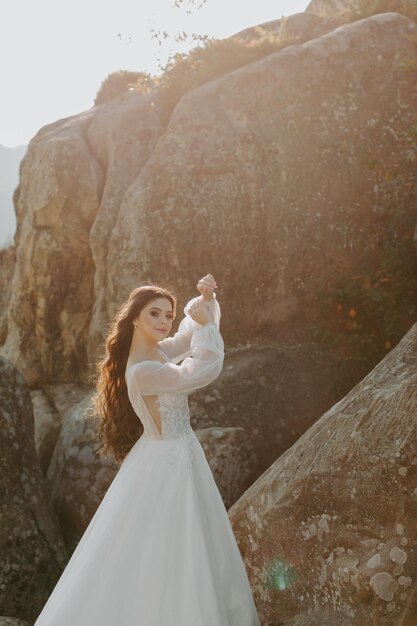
[195,427,259,509]
[0,618,31,626]
[31,389,62,474]
[42,380,93,416]
[191,343,346,480]
[110,12,417,378]
[231,11,322,42]
[32,383,92,474]
[46,392,119,551]
[0,358,68,623]
[0,106,102,385]
[231,10,347,46]
[0,245,15,345]
[0,90,167,386]
[85,91,167,368]
[228,321,417,625]
[1,13,416,393]
[307,0,417,24]
[306,0,358,16]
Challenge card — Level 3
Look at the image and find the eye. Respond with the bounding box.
[150,311,173,319]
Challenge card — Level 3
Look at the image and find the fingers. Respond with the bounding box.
[198,282,214,291]
[197,274,218,289]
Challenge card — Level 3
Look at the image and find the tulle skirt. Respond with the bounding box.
[34,431,261,626]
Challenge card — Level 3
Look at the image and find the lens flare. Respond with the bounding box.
[265,556,297,591]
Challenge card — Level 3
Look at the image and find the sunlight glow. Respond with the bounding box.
[1,0,309,146]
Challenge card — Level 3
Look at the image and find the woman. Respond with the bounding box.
[34,274,260,626]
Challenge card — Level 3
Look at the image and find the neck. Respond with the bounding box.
[128,330,160,361]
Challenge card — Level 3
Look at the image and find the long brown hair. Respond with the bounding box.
[91,284,177,464]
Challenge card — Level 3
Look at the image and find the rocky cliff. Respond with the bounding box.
[1,12,416,390]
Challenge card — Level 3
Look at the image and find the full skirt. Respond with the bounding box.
[34,431,261,626]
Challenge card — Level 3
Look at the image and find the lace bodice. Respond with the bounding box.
[125,294,224,443]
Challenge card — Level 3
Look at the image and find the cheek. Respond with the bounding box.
[141,313,154,326]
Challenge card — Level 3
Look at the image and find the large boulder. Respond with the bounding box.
[231,10,347,46]
[85,92,167,360]
[0,107,101,385]
[196,426,259,510]
[0,245,15,346]
[31,388,62,474]
[228,321,417,625]
[32,382,92,474]
[110,12,417,362]
[46,393,118,552]
[0,91,165,385]
[191,343,345,479]
[0,358,68,623]
[1,13,416,393]
[307,0,417,23]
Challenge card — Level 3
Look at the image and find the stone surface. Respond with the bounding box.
[0,358,68,623]
[0,246,15,347]
[307,0,417,23]
[31,388,62,475]
[32,382,92,474]
[85,92,167,364]
[196,426,259,510]
[110,11,417,360]
[228,321,417,625]
[0,14,416,392]
[231,9,347,46]
[0,107,101,385]
[307,0,358,15]
[46,392,118,552]
[191,343,347,480]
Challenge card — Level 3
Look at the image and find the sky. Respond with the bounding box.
[1,0,310,147]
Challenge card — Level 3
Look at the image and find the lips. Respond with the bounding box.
[156,328,167,332]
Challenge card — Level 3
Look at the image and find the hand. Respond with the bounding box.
[189,274,218,325]
[196,273,218,302]
[188,298,214,326]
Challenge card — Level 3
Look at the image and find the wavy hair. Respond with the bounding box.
[91,284,177,464]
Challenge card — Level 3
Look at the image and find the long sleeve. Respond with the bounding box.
[127,322,224,396]
[157,293,221,364]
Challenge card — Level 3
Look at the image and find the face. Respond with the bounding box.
[135,297,174,340]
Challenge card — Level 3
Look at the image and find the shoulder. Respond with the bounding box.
[126,360,160,381]
[126,358,172,378]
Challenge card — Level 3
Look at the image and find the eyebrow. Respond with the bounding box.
[150,307,173,313]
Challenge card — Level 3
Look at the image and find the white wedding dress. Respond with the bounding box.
[34,294,261,626]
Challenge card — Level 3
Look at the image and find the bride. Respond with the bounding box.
[34,273,261,626]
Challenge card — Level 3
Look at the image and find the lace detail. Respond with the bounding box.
[155,393,194,472]
[155,393,190,438]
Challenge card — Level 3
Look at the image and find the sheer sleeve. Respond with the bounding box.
[127,322,224,396]
[157,293,221,364]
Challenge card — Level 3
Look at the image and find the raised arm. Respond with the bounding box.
[157,293,221,364]
[126,321,224,396]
